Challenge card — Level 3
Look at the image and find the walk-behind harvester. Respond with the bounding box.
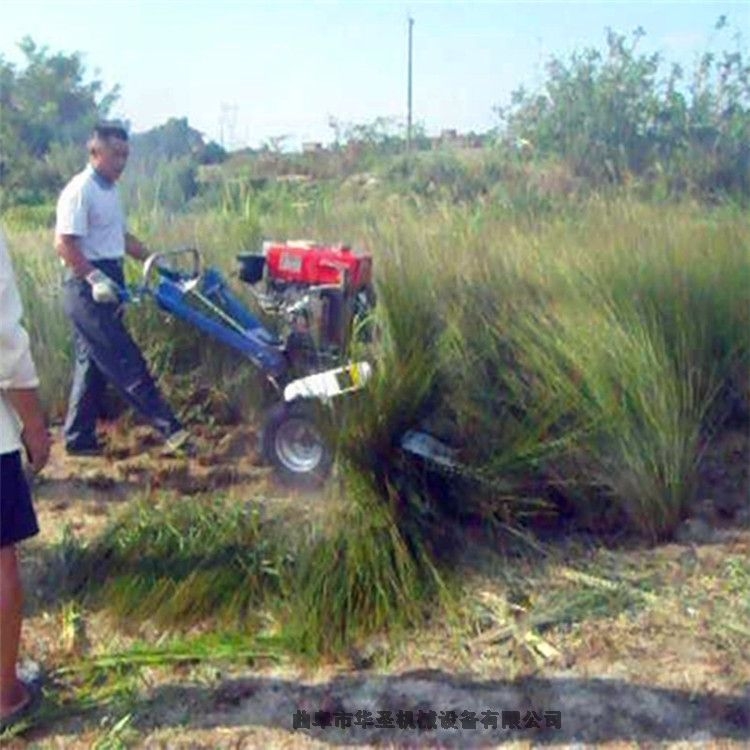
[129,241,375,487]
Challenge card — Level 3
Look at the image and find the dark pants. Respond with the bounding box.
[62,259,182,450]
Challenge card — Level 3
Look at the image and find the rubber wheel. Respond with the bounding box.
[261,400,333,489]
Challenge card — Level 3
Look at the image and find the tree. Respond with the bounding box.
[129,117,207,163]
[121,119,214,211]
[495,21,750,197]
[0,37,119,207]
[197,140,227,165]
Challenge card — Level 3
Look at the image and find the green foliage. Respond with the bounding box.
[386,151,487,202]
[433,199,748,538]
[7,194,748,543]
[5,228,72,416]
[3,24,750,219]
[118,119,223,212]
[498,22,750,198]
[285,470,449,657]
[509,302,707,538]
[198,140,227,165]
[0,42,223,214]
[5,192,748,679]
[52,478,449,657]
[6,102,750,549]
[1,202,56,230]
[67,497,293,628]
[129,117,207,162]
[0,37,118,208]
[120,156,199,214]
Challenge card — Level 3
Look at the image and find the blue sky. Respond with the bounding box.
[2,1,747,150]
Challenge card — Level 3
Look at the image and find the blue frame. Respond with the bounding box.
[150,267,288,379]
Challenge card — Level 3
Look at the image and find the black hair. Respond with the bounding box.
[92,122,129,141]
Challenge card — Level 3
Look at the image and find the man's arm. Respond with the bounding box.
[125,232,149,262]
[3,388,49,472]
[56,234,95,278]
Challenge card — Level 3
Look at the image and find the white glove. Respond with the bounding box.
[86,269,121,304]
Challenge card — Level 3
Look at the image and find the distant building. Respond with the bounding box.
[431,129,483,150]
[302,142,324,154]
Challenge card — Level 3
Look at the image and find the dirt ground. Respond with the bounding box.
[3,422,749,748]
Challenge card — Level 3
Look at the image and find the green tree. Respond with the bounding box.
[121,118,220,211]
[0,36,119,207]
[128,117,215,163]
[496,21,750,197]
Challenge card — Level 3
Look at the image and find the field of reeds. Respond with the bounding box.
[2,188,749,743]
[8,192,748,537]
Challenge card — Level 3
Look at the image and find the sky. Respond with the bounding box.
[2,1,748,151]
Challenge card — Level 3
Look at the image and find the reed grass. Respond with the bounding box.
[282,469,451,657]
[4,193,747,538]
[66,497,293,629]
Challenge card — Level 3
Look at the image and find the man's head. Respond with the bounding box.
[88,123,129,183]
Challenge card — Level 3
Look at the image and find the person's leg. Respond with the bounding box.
[95,317,183,438]
[0,546,28,718]
[0,452,39,719]
[63,327,106,451]
[64,279,183,440]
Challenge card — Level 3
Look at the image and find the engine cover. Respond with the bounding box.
[265,241,372,291]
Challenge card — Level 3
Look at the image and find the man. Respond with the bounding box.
[55,122,191,456]
[0,230,50,728]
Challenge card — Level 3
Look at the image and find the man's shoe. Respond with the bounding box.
[66,443,103,457]
[163,429,196,457]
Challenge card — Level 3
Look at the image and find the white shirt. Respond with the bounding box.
[0,230,40,454]
[55,164,127,260]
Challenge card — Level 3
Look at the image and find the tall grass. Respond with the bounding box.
[509,301,710,537]
[462,201,744,537]
[330,196,747,538]
[8,191,747,665]
[55,480,449,658]
[284,470,450,657]
[6,232,72,415]
[4,194,748,541]
[66,496,293,629]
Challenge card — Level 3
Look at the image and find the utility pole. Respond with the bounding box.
[407,16,414,153]
[220,103,238,151]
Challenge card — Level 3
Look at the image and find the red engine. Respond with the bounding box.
[237,240,376,359]
[264,240,372,291]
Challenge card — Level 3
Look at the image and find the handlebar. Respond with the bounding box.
[142,247,202,292]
